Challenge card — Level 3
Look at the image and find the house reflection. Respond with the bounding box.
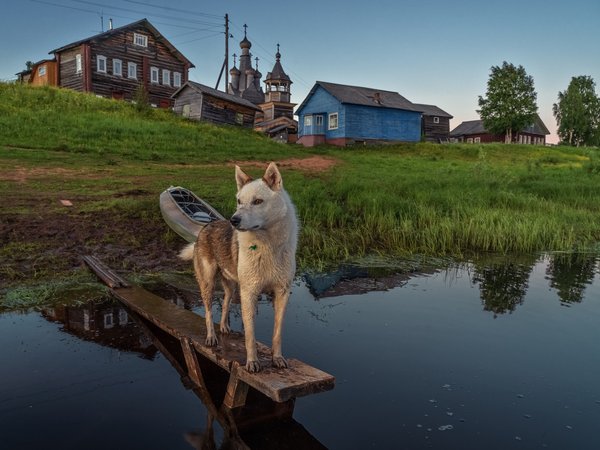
[41,299,158,358]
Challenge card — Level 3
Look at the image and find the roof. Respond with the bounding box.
[449,120,486,136]
[265,60,291,82]
[49,18,194,68]
[15,58,55,76]
[450,114,550,137]
[412,103,453,118]
[171,81,261,111]
[297,81,422,113]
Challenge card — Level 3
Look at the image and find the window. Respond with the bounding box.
[173,72,182,87]
[235,112,244,125]
[162,69,170,86]
[474,137,481,143]
[134,33,148,47]
[75,54,82,74]
[467,137,474,144]
[38,65,46,77]
[104,312,114,329]
[328,112,338,130]
[150,66,159,84]
[315,115,323,127]
[304,115,312,127]
[118,309,128,325]
[113,59,122,76]
[433,116,440,124]
[97,55,107,73]
[128,62,137,79]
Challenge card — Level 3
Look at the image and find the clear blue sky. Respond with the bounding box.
[2,0,599,143]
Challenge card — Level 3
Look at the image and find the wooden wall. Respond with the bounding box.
[173,86,257,128]
[422,116,450,142]
[56,24,189,107]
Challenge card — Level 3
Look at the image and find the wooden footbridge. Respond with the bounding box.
[83,256,335,422]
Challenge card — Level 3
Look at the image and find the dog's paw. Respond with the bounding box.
[220,323,231,334]
[205,335,218,347]
[272,356,288,369]
[245,360,261,373]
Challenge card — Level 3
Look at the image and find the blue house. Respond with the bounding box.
[296,81,423,147]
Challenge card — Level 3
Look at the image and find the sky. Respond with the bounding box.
[1,0,599,144]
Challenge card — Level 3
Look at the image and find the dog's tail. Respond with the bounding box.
[178,243,195,261]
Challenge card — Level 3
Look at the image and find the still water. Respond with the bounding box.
[1,253,599,449]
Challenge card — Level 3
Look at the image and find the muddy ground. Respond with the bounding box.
[0,156,338,288]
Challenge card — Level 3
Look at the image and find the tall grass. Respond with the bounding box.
[1,83,600,271]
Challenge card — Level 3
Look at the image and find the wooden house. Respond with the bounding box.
[413,103,453,142]
[172,81,260,127]
[296,81,423,147]
[450,115,550,145]
[16,59,58,86]
[48,19,194,107]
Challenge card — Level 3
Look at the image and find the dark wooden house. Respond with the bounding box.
[172,81,260,127]
[413,103,453,142]
[48,19,194,107]
[450,115,550,145]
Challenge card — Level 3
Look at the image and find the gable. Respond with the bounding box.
[49,19,194,67]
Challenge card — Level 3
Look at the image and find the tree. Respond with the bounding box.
[478,62,538,144]
[552,75,600,146]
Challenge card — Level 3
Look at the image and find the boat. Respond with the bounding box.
[159,186,225,243]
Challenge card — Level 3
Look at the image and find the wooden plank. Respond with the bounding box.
[180,337,205,387]
[82,255,130,288]
[84,256,335,403]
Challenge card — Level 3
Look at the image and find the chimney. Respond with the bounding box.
[373,92,382,104]
[109,18,113,30]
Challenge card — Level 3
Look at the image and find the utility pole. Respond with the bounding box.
[215,13,230,91]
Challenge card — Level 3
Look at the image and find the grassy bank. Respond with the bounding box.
[1,83,600,287]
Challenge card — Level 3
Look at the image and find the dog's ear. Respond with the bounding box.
[263,162,282,191]
[235,165,253,191]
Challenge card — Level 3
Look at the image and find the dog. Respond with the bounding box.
[179,162,298,373]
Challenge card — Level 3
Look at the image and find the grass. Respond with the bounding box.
[1,82,600,285]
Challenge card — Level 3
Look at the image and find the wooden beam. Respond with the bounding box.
[223,363,249,409]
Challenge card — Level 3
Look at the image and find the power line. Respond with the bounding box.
[124,0,222,20]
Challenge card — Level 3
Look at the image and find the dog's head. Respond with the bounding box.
[230,162,288,231]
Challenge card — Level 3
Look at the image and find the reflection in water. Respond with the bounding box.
[41,300,158,358]
[470,255,537,317]
[546,253,598,304]
[40,295,326,450]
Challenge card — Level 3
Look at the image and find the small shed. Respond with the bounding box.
[172,81,260,128]
[296,81,423,147]
[412,103,453,142]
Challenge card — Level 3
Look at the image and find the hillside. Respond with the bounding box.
[1,83,600,294]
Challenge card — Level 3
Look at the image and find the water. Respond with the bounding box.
[1,253,599,449]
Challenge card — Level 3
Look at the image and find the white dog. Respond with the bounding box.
[179,162,298,373]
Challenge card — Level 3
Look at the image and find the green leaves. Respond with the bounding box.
[553,75,600,146]
[478,61,538,143]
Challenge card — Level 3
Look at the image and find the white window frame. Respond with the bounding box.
[75,54,82,74]
[162,69,170,86]
[304,115,312,127]
[150,66,159,84]
[97,55,107,73]
[173,72,182,88]
[433,116,440,124]
[474,137,481,143]
[315,115,323,127]
[104,312,114,329]
[38,65,46,76]
[328,112,339,130]
[133,33,148,47]
[127,62,137,79]
[467,137,474,144]
[113,59,122,77]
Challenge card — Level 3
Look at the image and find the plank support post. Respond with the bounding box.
[223,363,249,409]
[180,337,205,387]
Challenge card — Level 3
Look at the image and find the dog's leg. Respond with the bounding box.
[195,258,219,346]
[240,287,260,373]
[271,287,290,369]
[220,278,236,334]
